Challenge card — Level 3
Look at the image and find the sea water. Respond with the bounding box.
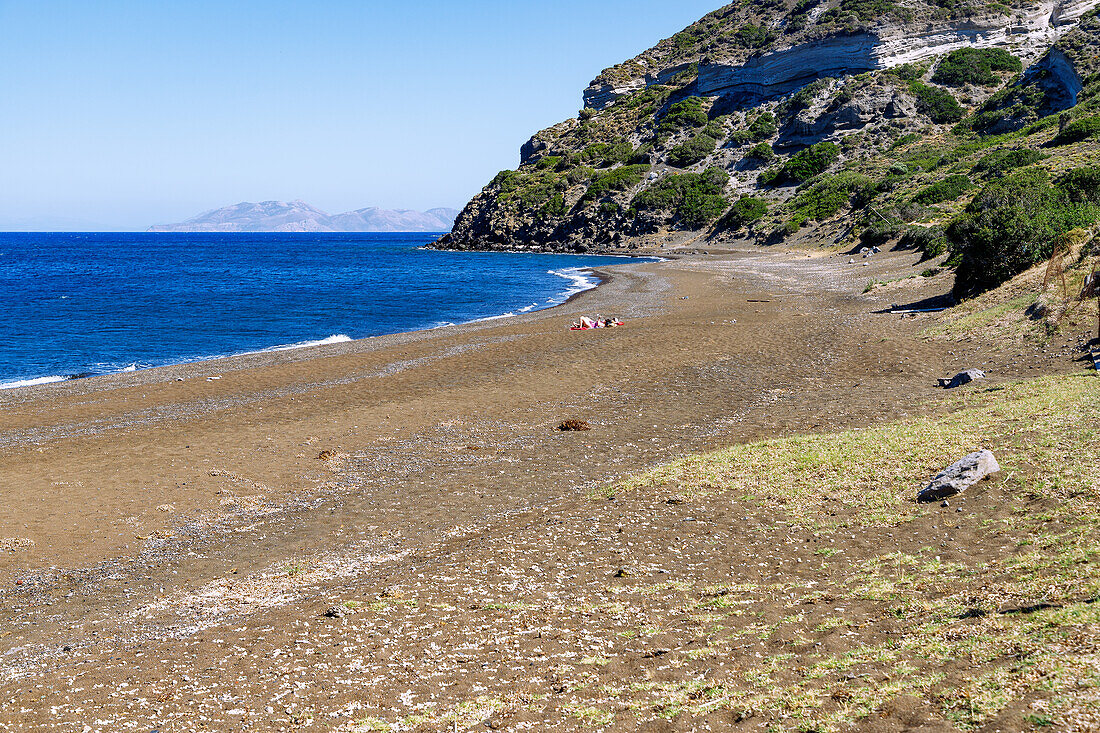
[0,232,643,388]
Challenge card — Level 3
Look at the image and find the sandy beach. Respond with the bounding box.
[0,248,1090,731]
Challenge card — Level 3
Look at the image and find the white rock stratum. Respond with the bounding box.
[583,0,1100,110]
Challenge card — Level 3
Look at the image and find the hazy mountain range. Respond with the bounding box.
[148,201,459,233]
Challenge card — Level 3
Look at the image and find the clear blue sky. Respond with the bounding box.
[0,1,719,230]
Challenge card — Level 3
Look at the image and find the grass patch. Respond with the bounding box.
[604,375,1099,529]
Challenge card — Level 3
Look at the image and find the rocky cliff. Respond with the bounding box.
[438,0,1100,255]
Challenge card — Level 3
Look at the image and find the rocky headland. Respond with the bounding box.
[438,0,1100,299]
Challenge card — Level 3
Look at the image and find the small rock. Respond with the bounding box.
[558,419,591,431]
[938,369,986,389]
[941,500,949,508]
[666,495,686,505]
[316,449,339,460]
[612,567,630,578]
[917,450,1000,503]
[323,605,347,619]
[872,246,881,253]
[848,259,855,264]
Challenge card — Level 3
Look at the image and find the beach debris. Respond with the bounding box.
[206,376,221,381]
[917,449,1000,503]
[316,449,340,461]
[0,538,34,552]
[938,369,986,389]
[558,420,591,432]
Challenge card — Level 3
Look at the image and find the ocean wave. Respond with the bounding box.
[548,267,600,303]
[253,333,353,354]
[0,375,68,390]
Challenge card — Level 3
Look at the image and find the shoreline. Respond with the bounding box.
[0,255,642,393]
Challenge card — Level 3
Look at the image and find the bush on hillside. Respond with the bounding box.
[912,174,974,205]
[748,112,778,141]
[719,196,769,230]
[659,97,709,133]
[580,140,634,168]
[899,225,948,260]
[667,134,719,167]
[790,171,876,219]
[584,164,651,201]
[910,82,965,123]
[1058,165,1100,204]
[1050,116,1100,146]
[745,142,776,165]
[932,48,1022,87]
[630,167,729,229]
[947,168,1100,296]
[971,149,1047,177]
[777,141,841,184]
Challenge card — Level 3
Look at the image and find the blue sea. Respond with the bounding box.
[0,232,640,389]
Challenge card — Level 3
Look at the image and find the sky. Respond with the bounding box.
[0,1,721,230]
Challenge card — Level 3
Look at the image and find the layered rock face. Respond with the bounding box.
[439,0,1100,253]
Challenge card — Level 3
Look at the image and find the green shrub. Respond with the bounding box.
[492,169,520,193]
[584,164,651,201]
[735,23,777,48]
[667,134,718,167]
[627,144,653,165]
[745,142,776,164]
[541,193,568,219]
[820,0,897,23]
[565,166,597,186]
[931,48,1022,87]
[1050,116,1100,146]
[782,78,831,115]
[757,167,781,186]
[748,112,777,141]
[860,222,903,246]
[910,82,965,123]
[898,225,948,260]
[659,97,709,133]
[702,119,728,139]
[1058,165,1100,204]
[580,140,634,168]
[888,63,926,82]
[630,167,729,229]
[948,168,1100,296]
[790,171,876,219]
[971,149,1047,177]
[912,174,974,205]
[777,141,840,184]
[720,196,768,230]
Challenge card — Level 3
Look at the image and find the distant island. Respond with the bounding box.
[148,201,459,233]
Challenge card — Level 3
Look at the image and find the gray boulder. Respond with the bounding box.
[917,450,1000,503]
[938,369,986,389]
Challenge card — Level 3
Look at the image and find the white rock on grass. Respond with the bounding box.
[917,450,1000,503]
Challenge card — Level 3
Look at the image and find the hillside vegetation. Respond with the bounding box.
[439,2,1100,298]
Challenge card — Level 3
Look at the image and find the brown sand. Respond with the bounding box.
[0,249,1085,731]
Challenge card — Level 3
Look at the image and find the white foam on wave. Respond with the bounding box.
[470,312,516,323]
[257,334,354,354]
[0,375,68,390]
[548,267,600,303]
